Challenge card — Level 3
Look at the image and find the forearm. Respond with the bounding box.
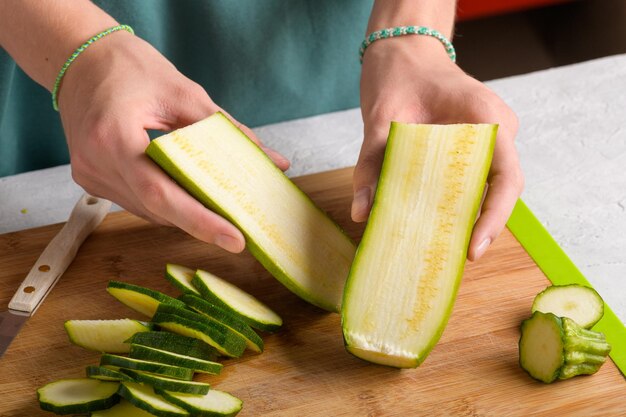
[0,0,117,91]
[367,0,456,38]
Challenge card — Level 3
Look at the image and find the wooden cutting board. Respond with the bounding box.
[1,167,624,417]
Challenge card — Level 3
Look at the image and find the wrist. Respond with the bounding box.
[367,0,456,39]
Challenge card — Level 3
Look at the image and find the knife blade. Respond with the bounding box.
[0,194,111,358]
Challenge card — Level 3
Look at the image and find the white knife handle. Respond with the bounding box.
[8,194,111,315]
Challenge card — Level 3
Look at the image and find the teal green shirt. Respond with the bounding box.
[0,0,372,176]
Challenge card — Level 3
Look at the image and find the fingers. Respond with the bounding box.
[351,125,389,222]
[467,127,524,261]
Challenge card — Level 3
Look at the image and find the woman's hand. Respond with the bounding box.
[354,36,524,261]
[58,31,290,253]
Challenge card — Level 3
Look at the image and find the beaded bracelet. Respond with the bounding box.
[51,24,135,111]
[359,26,456,64]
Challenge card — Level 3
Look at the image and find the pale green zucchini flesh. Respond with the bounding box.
[37,378,120,414]
[64,319,151,353]
[118,381,189,417]
[180,293,264,352]
[192,269,282,333]
[91,399,158,417]
[125,331,218,361]
[531,284,604,329]
[146,112,356,312]
[129,344,223,374]
[106,280,187,318]
[99,354,194,381]
[341,123,497,368]
[120,369,211,395]
[157,388,243,417]
[165,264,201,295]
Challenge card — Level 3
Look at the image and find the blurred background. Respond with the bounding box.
[454,0,626,80]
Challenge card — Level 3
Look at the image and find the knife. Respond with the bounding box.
[0,194,111,358]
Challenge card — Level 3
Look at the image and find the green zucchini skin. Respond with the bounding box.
[151,308,246,358]
[519,311,611,383]
[117,382,189,417]
[129,344,223,374]
[124,331,218,361]
[99,354,194,381]
[190,270,282,333]
[179,293,264,352]
[165,264,201,295]
[156,388,243,417]
[37,378,120,415]
[86,365,135,382]
[146,113,355,313]
[107,280,187,318]
[341,123,497,368]
[119,369,211,395]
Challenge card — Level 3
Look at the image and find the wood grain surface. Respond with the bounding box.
[0,167,623,417]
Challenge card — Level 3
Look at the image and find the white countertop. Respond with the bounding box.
[1,55,625,323]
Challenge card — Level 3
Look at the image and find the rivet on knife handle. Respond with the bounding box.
[8,194,111,315]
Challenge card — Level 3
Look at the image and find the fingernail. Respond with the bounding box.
[351,187,371,221]
[474,238,491,260]
[214,233,244,253]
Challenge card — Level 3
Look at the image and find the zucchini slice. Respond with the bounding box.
[519,311,611,383]
[125,331,218,361]
[120,369,211,395]
[37,378,119,414]
[100,354,194,381]
[92,399,157,417]
[531,284,604,329]
[165,263,201,295]
[192,269,282,333]
[86,365,134,382]
[107,280,187,318]
[180,293,264,352]
[146,112,356,312]
[118,381,189,417]
[129,344,223,374]
[341,123,497,368]
[64,319,151,353]
[152,305,247,358]
[157,388,243,417]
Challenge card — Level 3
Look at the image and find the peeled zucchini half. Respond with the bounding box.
[146,112,356,313]
[341,123,497,368]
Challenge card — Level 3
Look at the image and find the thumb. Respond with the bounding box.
[351,125,389,222]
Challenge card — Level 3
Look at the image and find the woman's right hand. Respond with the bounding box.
[58,31,290,253]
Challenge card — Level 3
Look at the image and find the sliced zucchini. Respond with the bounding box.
[157,388,243,417]
[120,369,211,395]
[180,294,264,352]
[92,399,157,417]
[519,311,611,383]
[118,381,189,417]
[152,305,246,358]
[166,263,201,295]
[129,344,223,374]
[100,354,194,381]
[107,280,187,318]
[192,269,282,333]
[37,378,119,414]
[86,365,134,382]
[146,112,356,312]
[125,331,218,361]
[341,123,497,368]
[64,319,151,353]
[532,284,604,329]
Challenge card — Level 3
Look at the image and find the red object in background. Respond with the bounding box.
[457,0,573,20]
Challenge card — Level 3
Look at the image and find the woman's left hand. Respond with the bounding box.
[354,35,524,261]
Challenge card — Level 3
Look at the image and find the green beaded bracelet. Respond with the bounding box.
[51,24,135,111]
[359,25,456,64]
